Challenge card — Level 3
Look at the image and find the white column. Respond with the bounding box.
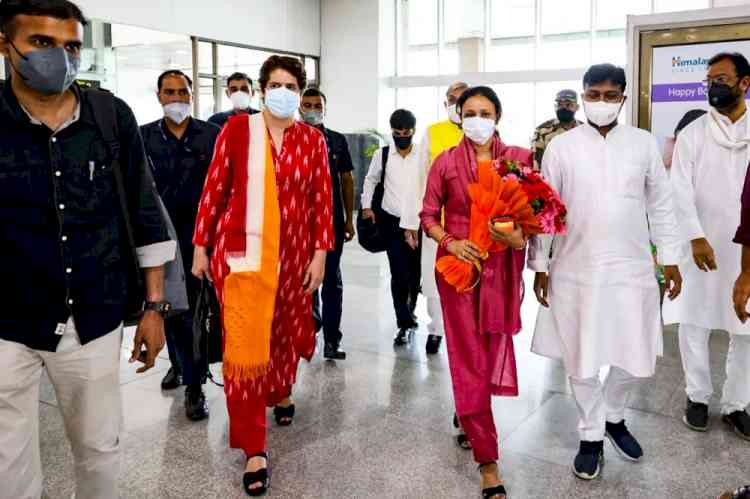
[457,0,485,73]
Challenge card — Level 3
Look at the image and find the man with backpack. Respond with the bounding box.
[361,109,421,346]
[141,69,220,421]
[0,1,173,498]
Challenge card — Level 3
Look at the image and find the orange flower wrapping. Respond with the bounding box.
[437,160,541,293]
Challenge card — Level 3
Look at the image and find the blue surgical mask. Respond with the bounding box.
[264,87,300,119]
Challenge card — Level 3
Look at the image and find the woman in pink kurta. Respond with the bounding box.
[420,87,531,499]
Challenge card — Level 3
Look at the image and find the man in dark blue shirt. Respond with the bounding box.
[0,1,172,497]
[208,71,259,128]
[301,88,355,360]
[141,70,220,421]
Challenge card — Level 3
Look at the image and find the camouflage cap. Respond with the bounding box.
[555,89,578,103]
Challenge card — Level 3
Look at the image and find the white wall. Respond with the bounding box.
[320,0,383,133]
[75,0,321,56]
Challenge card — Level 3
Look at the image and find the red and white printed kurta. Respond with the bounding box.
[194,114,333,407]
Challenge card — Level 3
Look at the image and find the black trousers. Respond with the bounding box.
[381,212,421,329]
[315,228,346,346]
[164,245,207,388]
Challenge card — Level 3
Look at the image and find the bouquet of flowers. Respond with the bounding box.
[436,159,567,292]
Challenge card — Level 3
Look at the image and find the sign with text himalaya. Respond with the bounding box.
[651,39,750,156]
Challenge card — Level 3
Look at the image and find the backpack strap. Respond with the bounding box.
[86,89,143,293]
[380,145,389,183]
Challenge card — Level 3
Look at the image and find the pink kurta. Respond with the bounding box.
[420,135,531,463]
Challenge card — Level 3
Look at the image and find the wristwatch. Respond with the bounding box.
[143,301,172,317]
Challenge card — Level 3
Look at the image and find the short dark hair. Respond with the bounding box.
[583,63,627,92]
[258,55,307,92]
[456,86,503,118]
[674,109,706,136]
[708,52,750,79]
[226,72,252,88]
[157,70,193,92]
[390,109,416,130]
[0,0,87,36]
[301,87,327,103]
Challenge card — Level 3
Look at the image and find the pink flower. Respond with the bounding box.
[538,210,557,234]
[505,173,519,182]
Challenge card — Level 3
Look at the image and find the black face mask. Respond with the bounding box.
[393,135,413,150]
[556,108,576,123]
[708,83,741,110]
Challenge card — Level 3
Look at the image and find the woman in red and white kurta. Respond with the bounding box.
[192,56,333,495]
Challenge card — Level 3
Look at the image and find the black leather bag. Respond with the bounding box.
[193,279,222,366]
[357,146,390,253]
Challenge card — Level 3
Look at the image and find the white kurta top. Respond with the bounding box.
[401,131,440,298]
[528,123,683,379]
[662,111,750,335]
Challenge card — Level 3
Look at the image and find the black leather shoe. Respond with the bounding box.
[426,334,443,355]
[683,398,709,432]
[605,420,643,461]
[394,328,411,346]
[573,440,604,480]
[324,342,347,360]
[723,410,750,441]
[161,366,182,390]
[185,385,209,421]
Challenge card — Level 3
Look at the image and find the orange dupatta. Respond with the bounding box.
[222,113,281,382]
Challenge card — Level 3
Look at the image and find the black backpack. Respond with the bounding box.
[357,146,390,253]
[86,89,187,324]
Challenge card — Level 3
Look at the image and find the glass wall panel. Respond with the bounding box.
[491,0,535,38]
[199,77,216,120]
[493,83,536,147]
[595,0,650,30]
[537,33,591,70]
[654,0,710,13]
[592,30,627,67]
[110,24,192,125]
[395,86,441,140]
[540,0,590,35]
[408,0,439,45]
[486,38,535,72]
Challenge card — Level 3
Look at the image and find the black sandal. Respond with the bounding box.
[479,462,507,499]
[454,414,472,450]
[274,404,295,426]
[482,485,507,499]
[243,452,270,497]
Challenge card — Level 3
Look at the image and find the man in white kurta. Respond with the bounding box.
[662,52,750,441]
[528,64,684,481]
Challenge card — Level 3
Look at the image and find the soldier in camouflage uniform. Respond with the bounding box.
[531,89,582,170]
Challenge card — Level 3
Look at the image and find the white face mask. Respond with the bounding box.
[447,104,461,125]
[462,116,496,145]
[230,91,252,111]
[163,102,191,124]
[583,100,623,128]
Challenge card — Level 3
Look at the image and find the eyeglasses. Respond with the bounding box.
[702,75,736,87]
[583,91,623,103]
